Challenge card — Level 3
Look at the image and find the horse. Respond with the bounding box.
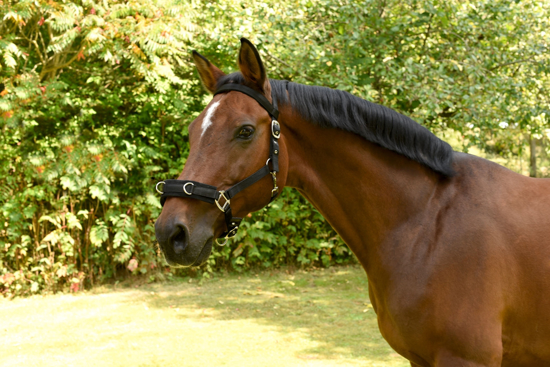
[154,38,550,366]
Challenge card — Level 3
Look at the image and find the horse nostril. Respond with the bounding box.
[173,227,188,255]
[173,231,187,254]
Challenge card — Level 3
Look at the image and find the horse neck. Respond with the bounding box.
[280,107,441,271]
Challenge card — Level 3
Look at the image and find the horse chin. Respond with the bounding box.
[193,239,213,266]
[162,238,213,268]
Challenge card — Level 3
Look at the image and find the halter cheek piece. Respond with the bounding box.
[155,84,281,246]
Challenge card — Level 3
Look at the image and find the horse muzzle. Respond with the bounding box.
[154,217,213,267]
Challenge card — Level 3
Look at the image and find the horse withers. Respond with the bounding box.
[154,38,550,366]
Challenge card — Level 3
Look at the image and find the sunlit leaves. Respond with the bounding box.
[90,220,108,247]
[89,184,110,201]
[66,212,82,231]
[0,42,24,69]
[111,214,135,262]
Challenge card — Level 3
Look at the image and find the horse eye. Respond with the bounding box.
[238,126,254,139]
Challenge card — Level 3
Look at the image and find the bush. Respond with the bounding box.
[2,0,549,296]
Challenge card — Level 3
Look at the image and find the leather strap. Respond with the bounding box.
[160,180,218,206]
[214,84,279,120]
[225,165,271,199]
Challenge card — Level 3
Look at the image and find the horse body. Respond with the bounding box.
[278,103,550,366]
[155,39,550,365]
[375,159,550,366]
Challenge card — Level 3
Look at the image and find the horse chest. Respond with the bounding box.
[367,276,434,360]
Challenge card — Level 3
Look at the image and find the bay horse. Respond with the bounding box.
[154,38,550,366]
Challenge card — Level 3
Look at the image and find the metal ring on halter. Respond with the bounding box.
[155,181,165,194]
[216,237,229,246]
[183,182,194,195]
[215,227,238,246]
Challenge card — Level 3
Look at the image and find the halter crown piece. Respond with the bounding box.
[155,84,281,246]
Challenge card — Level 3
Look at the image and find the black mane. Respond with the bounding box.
[216,73,455,176]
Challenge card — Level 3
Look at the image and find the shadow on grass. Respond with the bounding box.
[140,265,406,365]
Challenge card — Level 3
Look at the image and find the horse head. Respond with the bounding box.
[154,39,288,267]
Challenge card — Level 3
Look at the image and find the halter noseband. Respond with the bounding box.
[155,84,281,246]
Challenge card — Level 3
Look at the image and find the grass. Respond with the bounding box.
[0,265,409,367]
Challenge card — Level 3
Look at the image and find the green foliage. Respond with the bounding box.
[1,0,549,296]
[207,0,550,150]
[204,189,352,276]
[0,0,204,296]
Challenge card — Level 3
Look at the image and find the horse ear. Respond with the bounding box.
[192,51,226,94]
[238,38,270,94]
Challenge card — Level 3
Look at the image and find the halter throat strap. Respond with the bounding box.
[157,84,281,245]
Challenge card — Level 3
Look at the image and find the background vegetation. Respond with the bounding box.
[1,0,549,297]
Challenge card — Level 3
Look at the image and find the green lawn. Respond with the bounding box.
[0,265,409,367]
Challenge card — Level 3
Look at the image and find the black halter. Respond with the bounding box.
[156,84,281,245]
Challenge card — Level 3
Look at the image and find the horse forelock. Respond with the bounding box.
[215,72,455,177]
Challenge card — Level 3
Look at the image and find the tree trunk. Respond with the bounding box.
[529,134,537,178]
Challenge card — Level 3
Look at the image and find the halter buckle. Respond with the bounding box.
[271,120,281,139]
[271,171,279,197]
[215,190,230,212]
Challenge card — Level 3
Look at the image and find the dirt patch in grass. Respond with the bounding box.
[0,265,408,367]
